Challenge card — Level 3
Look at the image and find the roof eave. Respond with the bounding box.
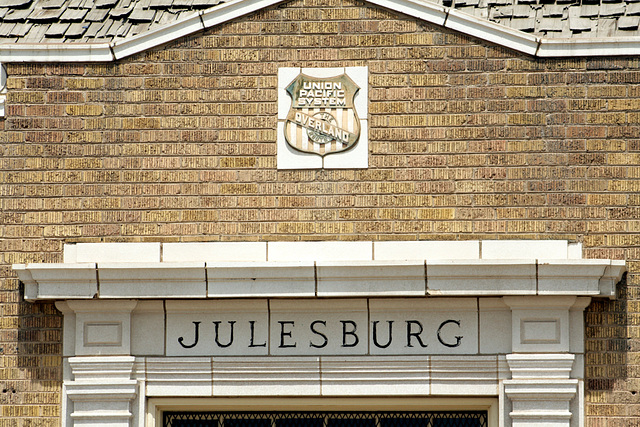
[1,0,640,62]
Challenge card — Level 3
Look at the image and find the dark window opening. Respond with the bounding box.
[164,411,488,427]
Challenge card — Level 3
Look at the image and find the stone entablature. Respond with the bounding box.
[52,296,589,358]
[12,241,627,427]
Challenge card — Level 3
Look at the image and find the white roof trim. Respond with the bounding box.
[0,43,114,62]
[1,0,640,61]
[111,9,206,60]
[444,7,539,56]
[536,37,640,57]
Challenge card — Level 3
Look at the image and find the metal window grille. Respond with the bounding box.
[164,411,488,427]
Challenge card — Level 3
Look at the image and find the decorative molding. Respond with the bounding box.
[317,260,425,297]
[319,356,430,395]
[537,260,619,296]
[504,380,578,426]
[2,0,640,63]
[66,356,137,426]
[507,354,575,380]
[207,261,316,298]
[13,263,98,300]
[98,262,206,298]
[36,240,619,427]
[14,241,625,301]
[504,296,575,353]
[427,260,537,296]
[504,354,578,426]
[67,300,137,356]
[146,357,214,397]
[212,356,322,396]
[430,355,506,395]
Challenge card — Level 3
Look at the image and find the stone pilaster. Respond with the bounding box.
[66,356,138,427]
[504,354,578,427]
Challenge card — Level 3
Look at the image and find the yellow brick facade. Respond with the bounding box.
[1,0,640,424]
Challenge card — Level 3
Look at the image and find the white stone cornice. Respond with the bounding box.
[13,263,98,300]
[317,260,426,297]
[14,253,625,301]
[427,259,537,296]
[538,259,624,297]
[98,262,206,298]
[207,261,316,297]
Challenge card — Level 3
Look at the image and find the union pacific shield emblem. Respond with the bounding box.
[284,73,361,157]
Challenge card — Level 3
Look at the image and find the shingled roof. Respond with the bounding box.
[434,0,640,38]
[1,0,640,44]
[0,0,223,43]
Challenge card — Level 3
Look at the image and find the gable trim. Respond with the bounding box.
[0,0,640,62]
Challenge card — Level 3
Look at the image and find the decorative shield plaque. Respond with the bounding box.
[284,73,361,157]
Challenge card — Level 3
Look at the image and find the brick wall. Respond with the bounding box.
[1,0,640,424]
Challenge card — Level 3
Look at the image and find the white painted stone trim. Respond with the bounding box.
[1,0,640,63]
[60,240,587,263]
[14,263,98,300]
[316,260,425,296]
[68,354,512,398]
[111,10,205,60]
[146,396,500,427]
[14,241,625,301]
[319,356,431,395]
[504,380,578,426]
[15,258,624,300]
[507,353,575,379]
[207,261,316,297]
[64,242,161,263]
[66,356,138,427]
[62,353,579,426]
[38,240,616,427]
[97,262,206,298]
[427,259,537,296]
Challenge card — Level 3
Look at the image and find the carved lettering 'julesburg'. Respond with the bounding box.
[177,319,463,352]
